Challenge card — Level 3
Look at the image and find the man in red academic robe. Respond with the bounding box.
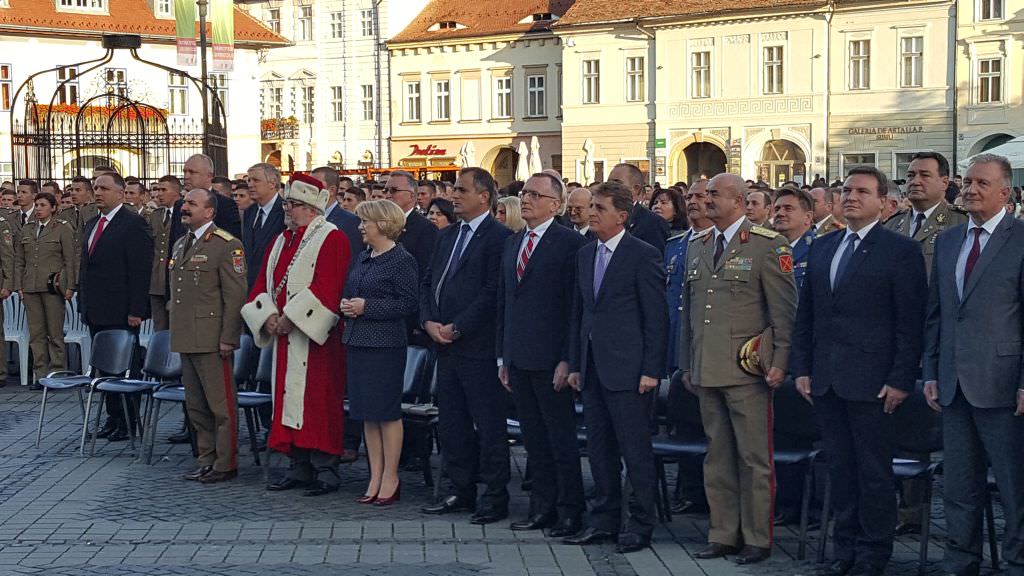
[241,173,351,496]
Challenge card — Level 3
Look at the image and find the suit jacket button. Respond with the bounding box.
[711,275,718,279]
[705,304,711,309]
[704,319,711,324]
[707,289,713,294]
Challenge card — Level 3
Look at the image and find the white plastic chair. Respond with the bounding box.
[63,296,91,376]
[4,293,30,386]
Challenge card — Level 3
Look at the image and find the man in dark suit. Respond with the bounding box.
[607,163,669,252]
[566,187,596,240]
[791,166,927,576]
[923,153,1024,576]
[312,166,364,260]
[79,172,154,441]
[496,172,585,537]
[384,170,437,346]
[564,180,667,554]
[420,167,513,525]
[240,163,285,289]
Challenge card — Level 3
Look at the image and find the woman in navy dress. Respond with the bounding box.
[340,200,418,506]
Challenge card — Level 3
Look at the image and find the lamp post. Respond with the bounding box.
[197,0,210,156]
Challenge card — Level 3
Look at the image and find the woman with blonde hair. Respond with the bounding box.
[496,195,525,232]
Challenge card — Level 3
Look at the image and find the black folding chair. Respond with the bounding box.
[651,378,709,523]
[237,339,270,467]
[772,381,822,560]
[402,356,440,496]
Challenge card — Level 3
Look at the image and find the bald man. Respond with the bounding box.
[566,188,594,240]
[607,163,669,252]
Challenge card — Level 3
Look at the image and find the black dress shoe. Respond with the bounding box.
[106,427,130,442]
[198,469,237,484]
[615,532,650,554]
[181,465,213,481]
[562,527,616,545]
[824,559,856,576]
[547,518,582,539]
[338,449,359,464]
[302,481,339,497]
[90,420,119,440]
[733,545,771,565]
[470,508,508,525]
[167,429,192,444]
[267,477,310,492]
[421,495,475,515]
[28,382,43,391]
[693,543,740,559]
[894,521,921,536]
[510,513,555,531]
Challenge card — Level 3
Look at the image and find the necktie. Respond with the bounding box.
[88,216,107,256]
[963,227,984,287]
[163,209,170,227]
[593,244,610,297]
[516,231,537,281]
[435,223,472,302]
[713,233,726,267]
[832,234,859,290]
[254,209,265,234]
[20,212,26,226]
[36,222,43,239]
[183,232,196,256]
[911,213,926,237]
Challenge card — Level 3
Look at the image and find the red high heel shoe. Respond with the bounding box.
[355,492,378,504]
[373,482,401,506]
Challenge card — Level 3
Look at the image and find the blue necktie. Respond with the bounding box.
[593,244,610,298]
[832,235,859,290]
[436,223,472,303]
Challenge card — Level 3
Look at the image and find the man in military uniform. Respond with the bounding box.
[148,176,182,331]
[810,186,844,236]
[678,173,797,565]
[0,212,15,386]
[745,187,773,228]
[169,188,247,484]
[772,186,816,291]
[884,152,967,279]
[59,176,100,281]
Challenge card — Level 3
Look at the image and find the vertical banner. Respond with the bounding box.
[174,0,196,66]
[211,0,235,72]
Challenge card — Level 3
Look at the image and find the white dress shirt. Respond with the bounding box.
[88,203,124,249]
[909,203,938,236]
[518,217,555,255]
[713,216,746,248]
[829,219,879,287]
[956,210,1006,297]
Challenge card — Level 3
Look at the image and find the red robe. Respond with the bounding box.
[247,226,351,456]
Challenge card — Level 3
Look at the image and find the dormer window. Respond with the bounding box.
[428,20,467,31]
[154,0,172,17]
[518,12,558,24]
[57,0,107,12]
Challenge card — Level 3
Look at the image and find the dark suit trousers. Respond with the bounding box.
[87,323,142,425]
[816,391,896,569]
[944,388,1024,576]
[582,351,657,537]
[437,352,510,509]
[508,363,585,522]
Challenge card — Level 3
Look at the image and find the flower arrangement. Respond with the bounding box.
[34,103,169,121]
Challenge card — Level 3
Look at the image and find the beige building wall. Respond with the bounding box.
[388,35,563,186]
[955,0,1024,167]
[555,24,654,183]
[653,12,828,186]
[828,0,955,179]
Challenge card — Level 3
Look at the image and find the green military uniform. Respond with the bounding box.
[58,202,99,282]
[14,218,75,382]
[814,214,845,237]
[677,218,797,550]
[147,206,174,331]
[0,217,15,383]
[168,224,247,474]
[884,200,967,280]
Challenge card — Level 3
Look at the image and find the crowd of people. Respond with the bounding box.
[5,149,1022,576]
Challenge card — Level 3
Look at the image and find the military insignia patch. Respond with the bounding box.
[774,245,792,255]
[724,257,753,271]
[232,255,245,274]
[779,254,794,273]
[936,213,946,224]
[190,255,208,263]
[740,230,750,244]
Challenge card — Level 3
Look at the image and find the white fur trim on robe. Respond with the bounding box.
[283,288,339,346]
[240,293,279,349]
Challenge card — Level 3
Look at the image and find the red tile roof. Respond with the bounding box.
[556,0,826,26]
[0,0,288,48]
[390,0,574,44]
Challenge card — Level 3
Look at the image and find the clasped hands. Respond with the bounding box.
[263,313,294,337]
[339,298,365,319]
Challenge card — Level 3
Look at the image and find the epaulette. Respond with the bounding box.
[750,225,779,239]
[667,230,688,243]
[56,219,68,225]
[212,228,235,241]
[949,204,967,214]
[689,228,712,242]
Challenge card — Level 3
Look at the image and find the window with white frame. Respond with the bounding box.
[263,85,283,118]
[105,68,127,97]
[0,65,11,111]
[361,84,374,120]
[581,59,600,104]
[494,76,512,118]
[763,46,784,95]
[901,37,923,88]
[434,80,451,121]
[168,73,188,115]
[58,0,106,10]
[557,65,562,114]
[297,6,313,41]
[626,56,644,102]
[692,51,710,99]
[331,86,344,121]
[849,40,870,90]
[405,81,421,122]
[302,86,315,124]
[979,0,1003,20]
[57,66,79,105]
[978,58,1002,103]
[526,74,545,117]
[267,8,280,34]
[208,73,229,115]
[330,12,344,39]
[894,152,923,181]
[155,0,171,16]
[360,9,374,36]
[842,153,876,171]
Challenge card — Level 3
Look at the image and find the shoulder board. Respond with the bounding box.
[667,231,688,243]
[212,229,235,241]
[891,208,909,218]
[689,228,712,242]
[949,204,967,214]
[750,225,779,239]
[56,219,68,225]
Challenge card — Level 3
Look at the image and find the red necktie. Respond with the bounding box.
[517,231,536,281]
[88,216,107,256]
[963,227,984,285]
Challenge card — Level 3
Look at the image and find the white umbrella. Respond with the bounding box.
[515,141,530,182]
[958,136,1024,171]
[529,135,543,175]
[457,143,469,168]
[463,141,476,168]
[582,138,595,183]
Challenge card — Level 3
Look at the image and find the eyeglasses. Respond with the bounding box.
[282,200,308,209]
[521,190,559,201]
[567,206,586,214]
[383,187,412,194]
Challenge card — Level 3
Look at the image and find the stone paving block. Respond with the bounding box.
[425,542,458,564]
[361,521,393,540]
[331,522,363,540]
[424,521,454,540]
[457,543,490,564]
[551,545,597,576]
[392,543,424,563]
[324,544,359,563]
[258,544,296,563]
[454,523,485,541]
[291,544,328,564]
[358,543,393,564]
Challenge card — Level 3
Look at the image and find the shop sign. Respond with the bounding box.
[847,126,924,141]
[409,144,448,156]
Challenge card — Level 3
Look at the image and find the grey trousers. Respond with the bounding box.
[286,448,341,487]
[943,389,1024,576]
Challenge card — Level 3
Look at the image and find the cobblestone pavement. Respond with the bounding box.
[0,385,1008,575]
